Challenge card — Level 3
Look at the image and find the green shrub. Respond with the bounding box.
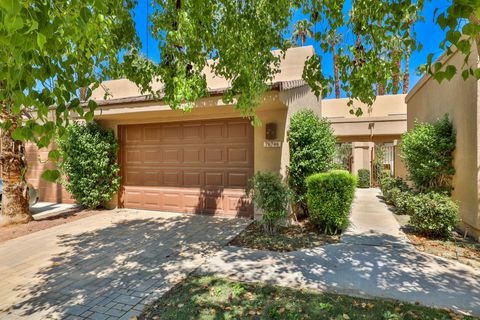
[393,191,414,215]
[331,162,348,170]
[401,115,455,193]
[306,170,357,234]
[58,122,121,209]
[384,187,401,205]
[408,192,459,238]
[379,175,408,195]
[357,169,370,188]
[247,172,290,235]
[287,109,336,214]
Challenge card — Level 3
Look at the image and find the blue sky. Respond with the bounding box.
[132,1,450,98]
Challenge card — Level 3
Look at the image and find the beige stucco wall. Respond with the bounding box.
[406,46,480,240]
[323,94,407,138]
[323,95,408,181]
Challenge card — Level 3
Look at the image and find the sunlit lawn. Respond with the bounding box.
[140,275,475,320]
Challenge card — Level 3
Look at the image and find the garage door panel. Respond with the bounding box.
[144,127,162,142]
[183,171,202,186]
[163,170,181,186]
[144,150,163,163]
[163,149,182,163]
[227,172,248,187]
[183,194,201,211]
[204,172,224,187]
[204,123,225,139]
[227,122,249,138]
[183,124,203,140]
[125,127,142,143]
[205,148,224,163]
[120,118,253,217]
[184,148,203,163]
[162,125,183,141]
[125,150,142,164]
[227,147,249,163]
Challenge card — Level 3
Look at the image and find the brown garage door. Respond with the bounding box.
[119,118,254,217]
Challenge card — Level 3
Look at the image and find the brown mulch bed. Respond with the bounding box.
[393,214,480,269]
[0,208,101,243]
[229,221,341,252]
[405,231,480,269]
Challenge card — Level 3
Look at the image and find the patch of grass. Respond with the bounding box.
[139,275,476,320]
[229,221,340,252]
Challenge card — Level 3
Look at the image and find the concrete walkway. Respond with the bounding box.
[0,209,249,320]
[199,188,480,317]
[31,202,79,219]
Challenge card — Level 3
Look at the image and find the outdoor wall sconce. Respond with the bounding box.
[266,122,277,140]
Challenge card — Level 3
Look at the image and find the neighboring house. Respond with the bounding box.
[23,46,407,218]
[323,95,407,181]
[406,44,480,241]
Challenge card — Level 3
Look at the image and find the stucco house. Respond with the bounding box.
[24,46,408,218]
[406,44,480,241]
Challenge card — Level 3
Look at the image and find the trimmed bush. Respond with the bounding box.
[287,109,336,215]
[357,169,370,188]
[401,115,455,193]
[408,192,459,238]
[306,170,357,234]
[247,172,290,235]
[58,122,121,209]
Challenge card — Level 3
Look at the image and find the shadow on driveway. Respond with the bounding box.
[3,213,248,319]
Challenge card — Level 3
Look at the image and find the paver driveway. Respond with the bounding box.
[0,209,249,320]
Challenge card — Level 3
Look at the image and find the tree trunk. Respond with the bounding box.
[332,41,340,98]
[0,105,31,226]
[403,26,411,94]
[392,50,401,94]
[378,83,386,95]
[403,50,410,94]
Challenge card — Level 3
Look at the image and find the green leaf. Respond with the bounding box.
[462,69,469,80]
[41,169,61,182]
[0,0,20,14]
[27,20,39,33]
[84,111,94,122]
[87,100,97,111]
[444,65,456,80]
[37,32,47,51]
[48,150,61,161]
[11,127,24,141]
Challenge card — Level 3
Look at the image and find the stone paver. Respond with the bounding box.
[198,188,480,317]
[0,209,249,319]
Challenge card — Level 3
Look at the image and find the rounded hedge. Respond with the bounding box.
[306,170,357,234]
[408,192,459,238]
[58,122,121,209]
[357,169,370,188]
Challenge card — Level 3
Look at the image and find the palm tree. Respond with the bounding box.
[324,30,343,98]
[291,19,313,46]
[390,37,403,94]
[403,11,418,94]
[403,26,411,94]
